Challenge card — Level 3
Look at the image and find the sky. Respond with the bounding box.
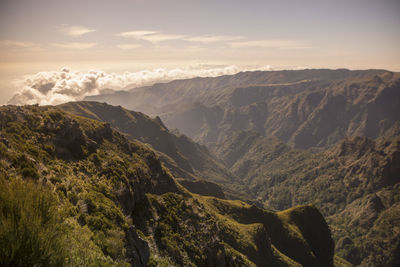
[0,0,399,105]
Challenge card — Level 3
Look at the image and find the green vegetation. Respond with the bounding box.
[0,178,66,266]
[0,104,348,266]
[216,130,400,266]
[132,190,337,266]
[0,105,176,266]
[0,178,116,266]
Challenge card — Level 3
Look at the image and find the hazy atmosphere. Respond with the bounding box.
[1,0,399,104]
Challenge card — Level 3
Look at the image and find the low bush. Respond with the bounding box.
[0,178,67,266]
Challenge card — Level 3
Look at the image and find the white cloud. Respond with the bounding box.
[0,40,41,51]
[117,30,184,43]
[115,30,309,50]
[116,30,157,38]
[230,40,308,49]
[52,42,97,50]
[8,64,273,105]
[116,44,143,50]
[116,30,243,44]
[183,35,244,43]
[58,25,96,37]
[0,40,35,48]
[140,34,185,43]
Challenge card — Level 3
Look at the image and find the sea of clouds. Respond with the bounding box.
[8,65,273,105]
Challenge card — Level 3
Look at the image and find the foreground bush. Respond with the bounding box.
[0,178,66,266]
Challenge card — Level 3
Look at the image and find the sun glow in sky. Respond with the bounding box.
[0,0,399,104]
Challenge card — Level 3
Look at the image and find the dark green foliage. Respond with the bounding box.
[21,167,39,180]
[0,105,180,266]
[283,206,334,267]
[132,191,336,266]
[0,178,66,266]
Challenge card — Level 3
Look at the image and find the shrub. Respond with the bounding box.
[0,178,67,266]
[21,167,39,180]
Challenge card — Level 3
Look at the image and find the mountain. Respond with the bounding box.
[84,68,400,266]
[86,69,400,149]
[57,101,253,201]
[214,130,400,266]
[0,105,347,266]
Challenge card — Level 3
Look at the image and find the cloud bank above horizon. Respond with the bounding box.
[8,65,273,106]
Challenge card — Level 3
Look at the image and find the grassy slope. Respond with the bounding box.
[0,105,340,266]
[0,105,178,265]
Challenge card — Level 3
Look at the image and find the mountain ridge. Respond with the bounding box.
[86,69,400,150]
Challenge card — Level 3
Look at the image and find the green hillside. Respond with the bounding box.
[0,105,343,266]
[215,130,400,266]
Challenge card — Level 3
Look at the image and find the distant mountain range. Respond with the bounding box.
[86,69,400,149]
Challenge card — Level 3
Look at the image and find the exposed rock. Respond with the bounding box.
[125,226,150,267]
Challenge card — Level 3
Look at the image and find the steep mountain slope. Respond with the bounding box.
[57,101,235,189]
[0,105,346,266]
[215,130,400,266]
[0,105,177,266]
[86,69,400,149]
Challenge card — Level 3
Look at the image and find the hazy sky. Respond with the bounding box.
[1,0,399,104]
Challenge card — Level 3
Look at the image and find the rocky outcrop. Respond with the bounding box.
[125,226,150,267]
